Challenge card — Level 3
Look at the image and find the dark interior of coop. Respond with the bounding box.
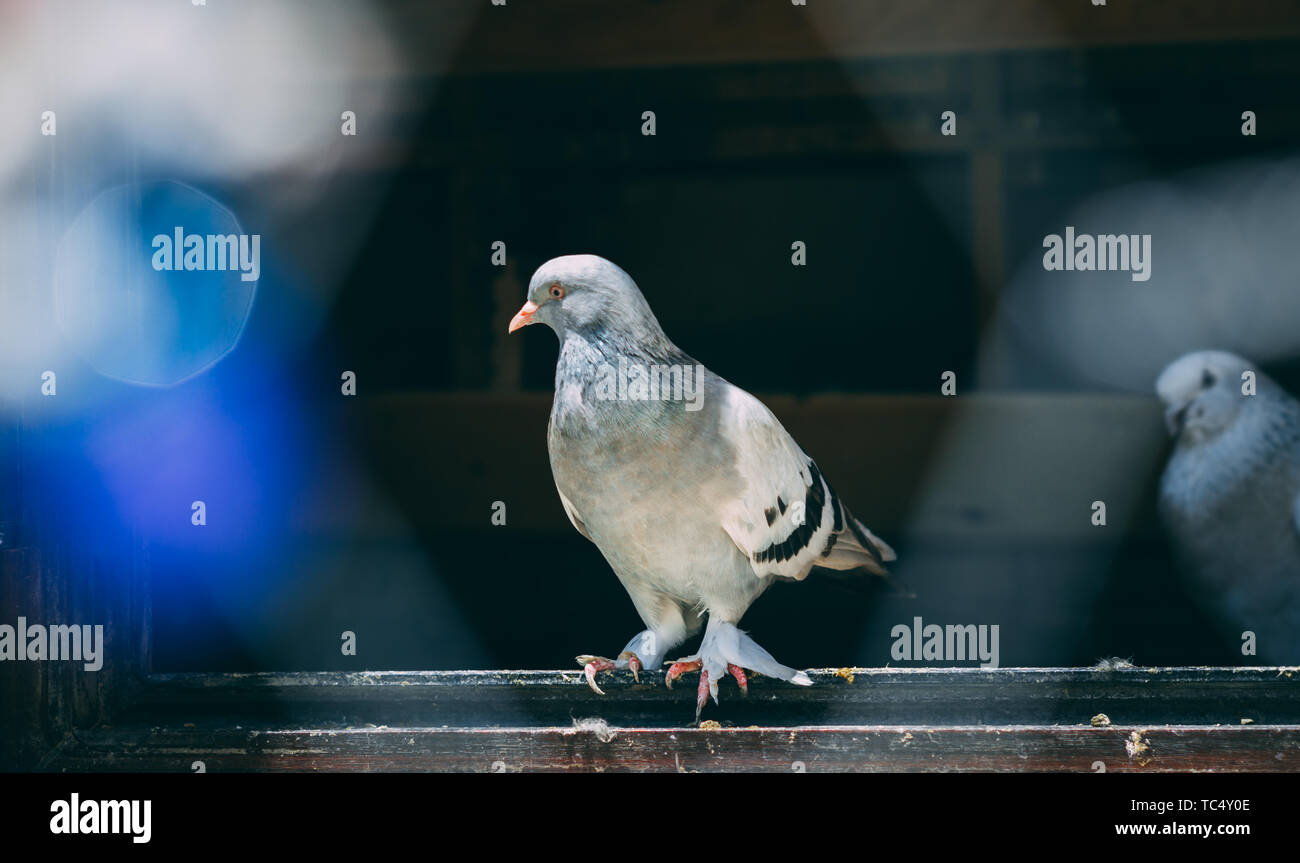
[7,5,1300,696]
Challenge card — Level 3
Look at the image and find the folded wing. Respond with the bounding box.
[717,386,895,580]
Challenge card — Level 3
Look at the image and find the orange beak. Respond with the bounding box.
[508,300,539,334]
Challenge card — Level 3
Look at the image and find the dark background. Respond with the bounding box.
[147,21,1300,671]
[8,1,1300,677]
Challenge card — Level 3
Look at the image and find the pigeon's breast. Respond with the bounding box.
[1159,435,1300,646]
[547,397,758,606]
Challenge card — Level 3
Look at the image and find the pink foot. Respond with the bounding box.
[575,651,642,695]
[665,659,750,721]
[665,658,701,690]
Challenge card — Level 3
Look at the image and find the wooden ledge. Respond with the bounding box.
[38,667,1300,771]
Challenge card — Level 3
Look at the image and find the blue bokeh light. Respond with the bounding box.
[53,180,258,387]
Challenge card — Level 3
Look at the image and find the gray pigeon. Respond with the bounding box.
[508,254,895,720]
[1156,350,1300,662]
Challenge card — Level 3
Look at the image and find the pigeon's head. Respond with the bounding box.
[507,254,665,345]
[1156,350,1256,442]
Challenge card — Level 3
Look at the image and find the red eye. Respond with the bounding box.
[549,284,565,300]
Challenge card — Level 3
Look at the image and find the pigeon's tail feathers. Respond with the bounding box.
[814,507,894,576]
[849,514,896,562]
[817,539,889,576]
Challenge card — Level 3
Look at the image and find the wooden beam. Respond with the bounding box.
[383,0,1300,75]
[123,667,1300,726]
[40,667,1300,771]
[43,724,1300,773]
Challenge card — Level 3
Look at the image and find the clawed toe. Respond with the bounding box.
[575,652,644,695]
[665,659,748,695]
[664,658,701,690]
[576,655,616,695]
[618,650,642,683]
[579,624,807,721]
[696,669,711,722]
[728,663,748,696]
[665,658,712,720]
[665,658,751,722]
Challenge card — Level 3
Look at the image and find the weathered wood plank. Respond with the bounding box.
[107,667,1300,729]
[43,725,1300,773]
[34,668,1300,771]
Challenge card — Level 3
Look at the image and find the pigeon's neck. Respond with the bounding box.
[551,328,699,433]
[556,325,692,375]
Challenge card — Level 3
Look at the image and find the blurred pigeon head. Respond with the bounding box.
[1156,350,1258,442]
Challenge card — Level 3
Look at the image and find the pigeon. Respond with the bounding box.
[508,254,896,720]
[1156,350,1300,663]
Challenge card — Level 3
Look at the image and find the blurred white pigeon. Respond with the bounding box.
[509,254,895,720]
[1156,350,1300,662]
